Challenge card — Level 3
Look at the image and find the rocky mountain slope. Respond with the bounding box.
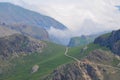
[68,31,110,47]
[94,29,120,56]
[0,34,46,57]
[0,23,49,40]
[68,35,97,47]
[45,49,120,80]
[0,2,68,44]
[45,29,120,80]
[0,24,18,37]
[0,2,67,30]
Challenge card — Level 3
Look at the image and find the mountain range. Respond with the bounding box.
[0,2,120,80]
[0,28,120,80]
[0,3,67,30]
[68,31,110,47]
[45,29,120,80]
[0,2,68,44]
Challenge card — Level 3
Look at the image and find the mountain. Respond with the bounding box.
[0,23,49,40]
[0,34,46,57]
[0,24,19,37]
[0,2,68,45]
[68,31,110,47]
[45,49,120,80]
[44,29,120,80]
[94,29,120,56]
[0,2,67,30]
[0,34,71,80]
[1,29,120,80]
[68,35,97,47]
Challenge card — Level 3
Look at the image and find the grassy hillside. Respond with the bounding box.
[0,42,73,80]
[0,42,112,80]
[68,35,97,47]
[68,43,109,60]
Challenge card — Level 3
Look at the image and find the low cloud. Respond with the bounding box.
[47,27,72,45]
[0,0,120,38]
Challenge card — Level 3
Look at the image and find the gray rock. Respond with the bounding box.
[31,65,39,73]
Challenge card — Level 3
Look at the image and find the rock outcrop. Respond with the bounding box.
[94,29,120,56]
[45,62,104,80]
[0,34,46,57]
[31,65,39,74]
[45,49,120,80]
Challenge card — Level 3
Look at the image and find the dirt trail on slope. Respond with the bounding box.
[64,47,120,70]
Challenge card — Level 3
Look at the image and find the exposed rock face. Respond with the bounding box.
[94,29,120,56]
[86,50,114,65]
[45,49,120,80]
[0,34,46,57]
[112,41,120,55]
[45,62,103,80]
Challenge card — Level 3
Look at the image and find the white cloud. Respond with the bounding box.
[0,0,120,38]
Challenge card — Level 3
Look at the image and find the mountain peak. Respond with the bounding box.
[0,2,67,30]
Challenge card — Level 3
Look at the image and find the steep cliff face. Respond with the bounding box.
[94,29,120,56]
[0,34,46,57]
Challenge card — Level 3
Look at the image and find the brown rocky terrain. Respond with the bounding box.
[0,34,46,58]
[45,49,120,80]
[0,24,19,37]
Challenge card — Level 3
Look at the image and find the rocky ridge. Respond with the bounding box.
[94,29,120,56]
[45,49,120,80]
[0,34,46,57]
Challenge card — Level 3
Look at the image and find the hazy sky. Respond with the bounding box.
[0,0,120,37]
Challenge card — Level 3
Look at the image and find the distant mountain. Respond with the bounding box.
[45,29,120,80]
[94,29,120,56]
[0,23,49,41]
[0,2,67,30]
[0,24,19,37]
[68,35,97,47]
[45,49,120,80]
[68,31,110,47]
[0,2,68,44]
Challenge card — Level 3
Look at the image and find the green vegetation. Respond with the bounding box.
[69,36,95,47]
[68,43,110,60]
[112,58,120,67]
[100,32,111,38]
[0,42,73,80]
[0,42,111,80]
